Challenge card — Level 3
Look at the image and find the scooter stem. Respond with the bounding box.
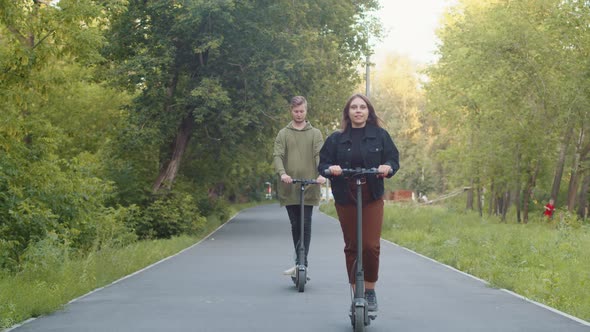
[298,182,305,266]
[355,177,365,299]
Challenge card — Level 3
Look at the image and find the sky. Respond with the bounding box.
[372,0,457,65]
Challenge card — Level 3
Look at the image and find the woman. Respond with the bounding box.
[318,93,399,313]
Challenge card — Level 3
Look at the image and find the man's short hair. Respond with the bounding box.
[290,96,307,109]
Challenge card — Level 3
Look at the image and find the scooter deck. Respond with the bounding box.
[290,275,311,284]
[350,311,377,319]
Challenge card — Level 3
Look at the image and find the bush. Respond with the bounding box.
[132,192,206,239]
[93,205,139,250]
[0,151,120,270]
[19,234,67,283]
[554,209,584,230]
[197,197,230,220]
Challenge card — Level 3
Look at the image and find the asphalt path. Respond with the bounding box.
[8,203,590,331]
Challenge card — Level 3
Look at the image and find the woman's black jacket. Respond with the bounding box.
[318,124,400,205]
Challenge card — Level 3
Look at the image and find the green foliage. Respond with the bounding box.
[322,202,590,320]
[103,0,381,202]
[372,55,441,194]
[0,0,382,283]
[424,0,590,219]
[0,0,133,268]
[554,209,585,230]
[101,120,162,205]
[132,192,207,239]
[0,152,106,269]
[92,205,140,250]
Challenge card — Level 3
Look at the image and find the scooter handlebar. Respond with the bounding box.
[291,179,320,185]
[322,167,393,177]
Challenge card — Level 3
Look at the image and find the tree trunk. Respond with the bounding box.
[494,192,504,216]
[567,128,586,211]
[515,187,522,223]
[501,191,510,222]
[515,152,522,223]
[551,126,573,203]
[466,178,474,210]
[477,185,483,217]
[152,113,195,193]
[522,161,540,223]
[567,174,581,212]
[487,180,494,216]
[577,173,590,220]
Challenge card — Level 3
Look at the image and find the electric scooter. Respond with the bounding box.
[290,178,319,292]
[323,167,392,332]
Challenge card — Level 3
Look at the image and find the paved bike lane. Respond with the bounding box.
[8,204,590,331]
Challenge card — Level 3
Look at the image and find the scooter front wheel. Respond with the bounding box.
[352,306,365,332]
[296,268,306,292]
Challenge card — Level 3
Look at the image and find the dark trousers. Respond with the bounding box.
[286,205,313,267]
[335,182,383,284]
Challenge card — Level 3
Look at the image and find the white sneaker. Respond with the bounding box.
[283,266,296,276]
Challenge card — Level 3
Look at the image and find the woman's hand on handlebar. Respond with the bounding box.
[377,165,392,178]
[281,173,293,184]
[328,165,342,177]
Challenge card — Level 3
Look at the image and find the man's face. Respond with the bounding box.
[291,104,307,124]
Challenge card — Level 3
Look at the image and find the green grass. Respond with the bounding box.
[0,202,258,329]
[320,203,590,322]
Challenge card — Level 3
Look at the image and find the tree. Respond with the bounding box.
[104,0,381,197]
[371,54,439,194]
[424,0,590,222]
[0,0,131,268]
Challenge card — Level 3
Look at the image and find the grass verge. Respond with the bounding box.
[320,202,590,322]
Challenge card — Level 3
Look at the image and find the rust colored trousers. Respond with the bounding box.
[335,182,383,284]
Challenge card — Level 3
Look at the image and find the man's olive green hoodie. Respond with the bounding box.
[273,121,324,206]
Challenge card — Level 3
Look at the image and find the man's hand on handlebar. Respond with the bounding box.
[281,174,293,184]
[316,175,327,185]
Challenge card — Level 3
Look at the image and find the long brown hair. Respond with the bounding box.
[340,93,382,131]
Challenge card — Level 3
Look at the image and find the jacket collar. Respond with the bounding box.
[338,123,378,143]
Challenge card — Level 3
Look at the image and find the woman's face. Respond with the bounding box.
[348,97,368,128]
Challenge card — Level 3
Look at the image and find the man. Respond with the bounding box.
[273,96,325,276]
